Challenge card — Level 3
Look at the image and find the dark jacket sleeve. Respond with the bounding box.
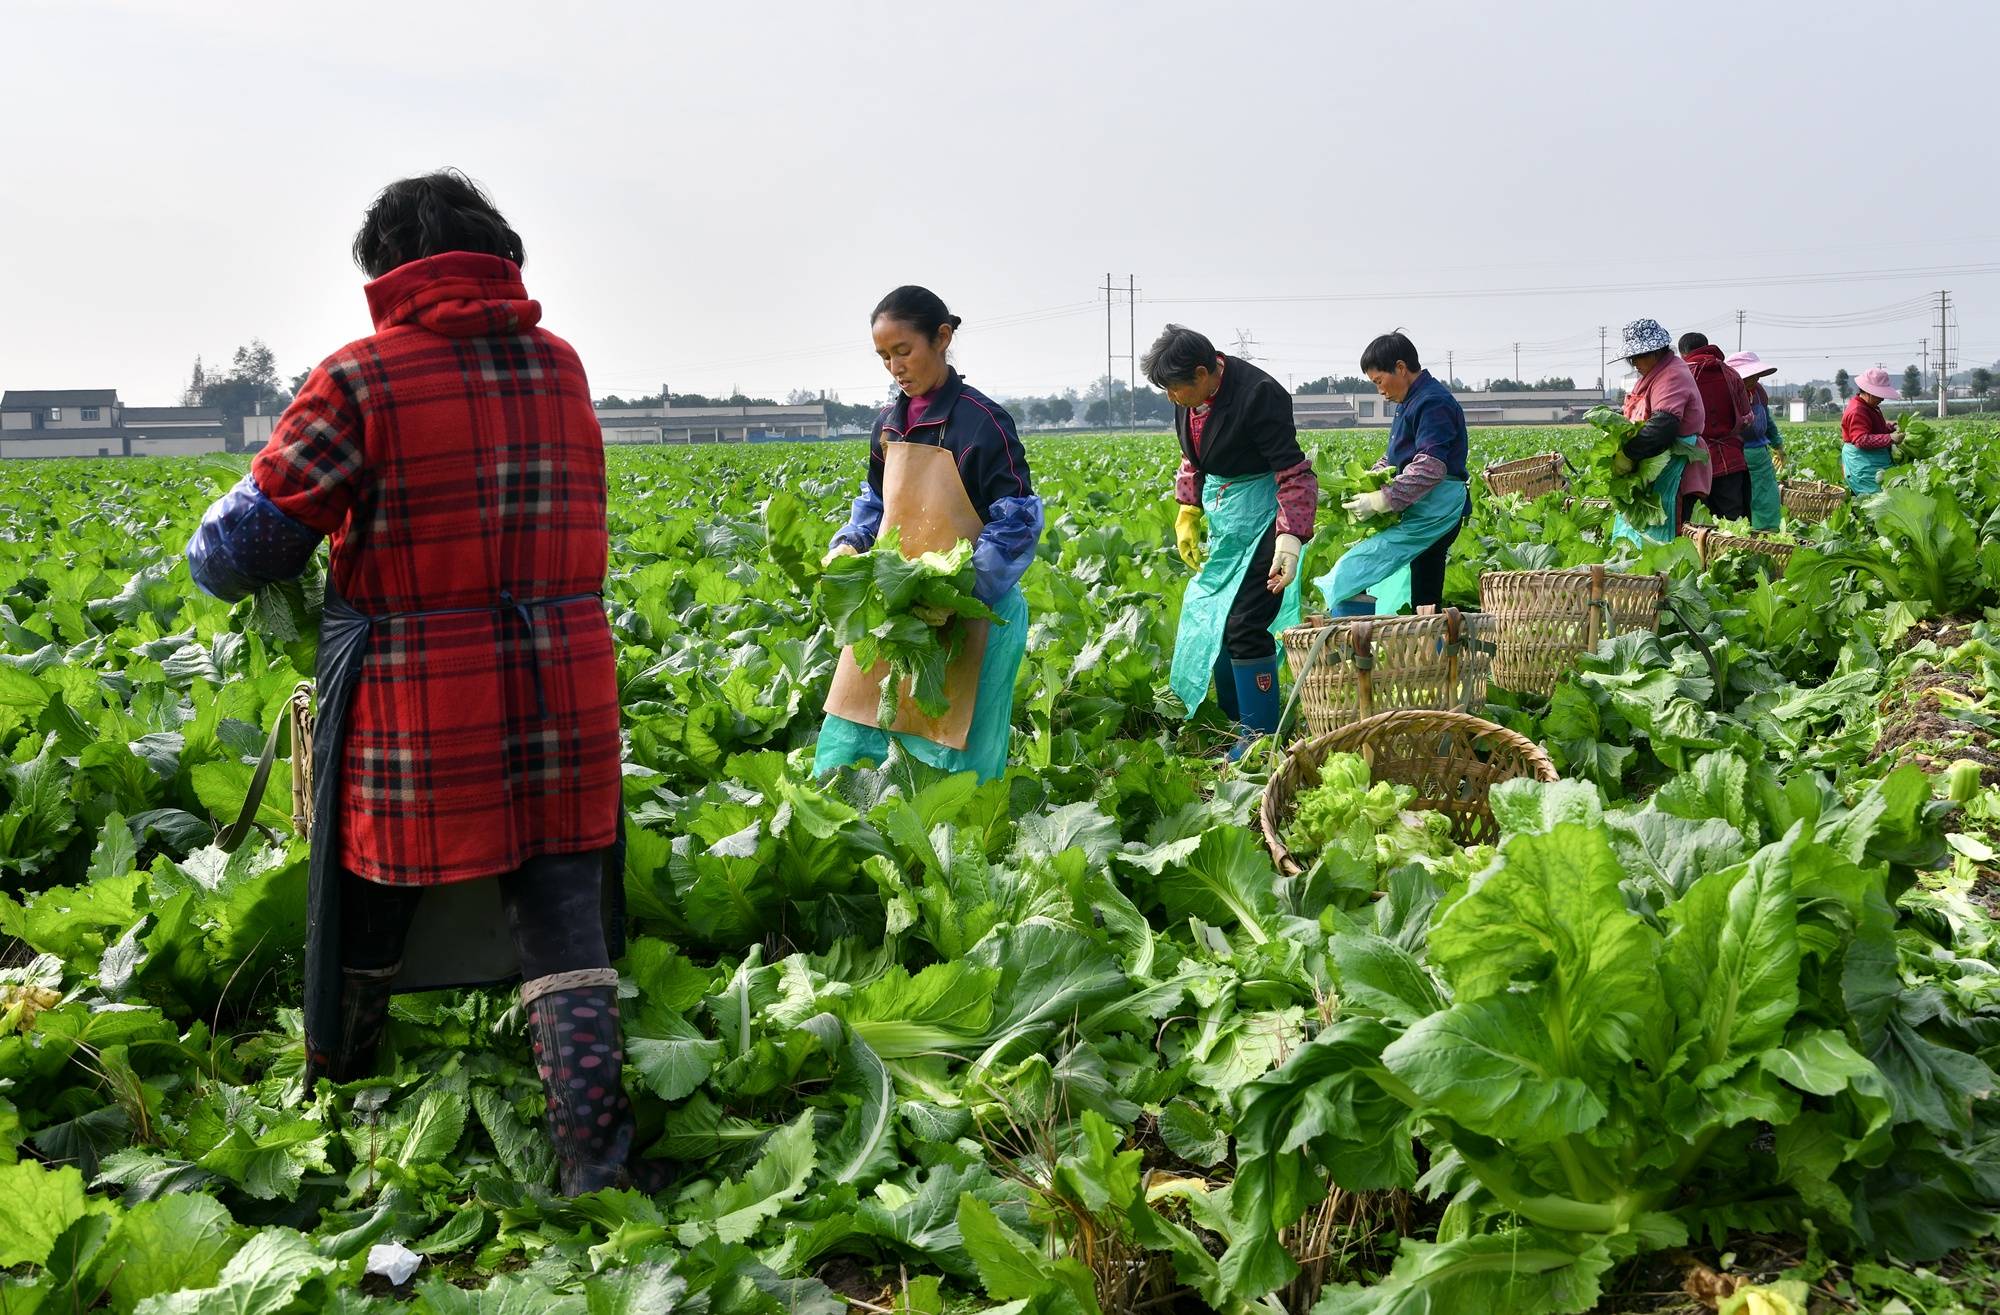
[959,401,1033,518]
[1247,377,1308,473]
[1624,410,1683,461]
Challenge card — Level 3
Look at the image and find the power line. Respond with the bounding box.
[1139,259,2000,307]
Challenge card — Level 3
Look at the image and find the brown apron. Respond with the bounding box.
[823,440,990,751]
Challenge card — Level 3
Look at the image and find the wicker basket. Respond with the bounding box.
[1279,609,1495,738]
[289,681,316,840]
[1781,479,1848,524]
[1260,709,1558,877]
[1685,526,1797,572]
[1478,565,1666,696]
[1482,452,1568,500]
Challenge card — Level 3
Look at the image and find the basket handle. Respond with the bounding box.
[1268,618,1345,767]
[1353,622,1375,720]
[1443,607,1464,709]
[1659,593,1726,711]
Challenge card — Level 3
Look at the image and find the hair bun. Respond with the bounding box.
[946,314,964,330]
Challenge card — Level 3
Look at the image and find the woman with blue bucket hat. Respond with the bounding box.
[1606,318,1707,545]
[1316,332,1471,621]
[1151,324,1319,759]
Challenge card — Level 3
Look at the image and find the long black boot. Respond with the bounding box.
[326,962,399,1083]
[523,971,643,1196]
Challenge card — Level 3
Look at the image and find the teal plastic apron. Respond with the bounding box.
[1842,444,1892,495]
[1315,478,1468,614]
[1168,472,1303,717]
[1610,439,1697,546]
[1744,442,1782,531]
[812,584,1029,783]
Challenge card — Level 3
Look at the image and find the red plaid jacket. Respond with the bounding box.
[250,253,620,885]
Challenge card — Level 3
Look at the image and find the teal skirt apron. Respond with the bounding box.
[1168,472,1303,716]
[812,585,1029,783]
[1744,443,1782,531]
[1610,440,1697,546]
[1842,444,1892,496]
[1315,478,1469,614]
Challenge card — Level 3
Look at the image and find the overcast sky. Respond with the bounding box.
[5,0,1998,408]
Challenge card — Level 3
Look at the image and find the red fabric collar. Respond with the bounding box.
[363,252,542,337]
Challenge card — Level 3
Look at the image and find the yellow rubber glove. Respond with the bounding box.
[1175,504,1205,570]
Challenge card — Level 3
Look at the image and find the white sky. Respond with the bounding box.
[4,0,1997,407]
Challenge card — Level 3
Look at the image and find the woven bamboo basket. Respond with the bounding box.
[1781,479,1848,524]
[1279,609,1495,738]
[1685,526,1797,572]
[289,681,316,840]
[1478,565,1666,696]
[1260,709,1558,877]
[1482,452,1567,500]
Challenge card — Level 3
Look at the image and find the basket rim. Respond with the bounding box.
[1483,450,1565,476]
[1258,708,1557,877]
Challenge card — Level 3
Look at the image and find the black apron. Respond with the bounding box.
[298,584,626,1085]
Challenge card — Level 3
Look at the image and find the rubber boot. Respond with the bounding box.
[1212,649,1240,722]
[1227,656,1282,762]
[1334,594,1377,618]
[524,973,647,1196]
[325,963,399,1083]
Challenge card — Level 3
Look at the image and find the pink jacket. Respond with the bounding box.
[1624,353,1711,497]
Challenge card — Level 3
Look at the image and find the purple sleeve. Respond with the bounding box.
[186,472,323,601]
[1274,459,1319,541]
[1384,453,1446,511]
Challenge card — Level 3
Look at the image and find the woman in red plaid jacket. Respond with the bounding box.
[187,171,646,1195]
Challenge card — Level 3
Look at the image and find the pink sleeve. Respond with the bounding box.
[1274,459,1319,540]
[1175,459,1204,506]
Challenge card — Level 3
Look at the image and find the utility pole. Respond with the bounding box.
[1102,273,1115,433]
[1127,274,1137,432]
[1597,326,1607,399]
[1512,342,1521,384]
[1735,310,1746,351]
[1920,337,1928,391]
[1447,350,1455,389]
[1937,289,1952,419]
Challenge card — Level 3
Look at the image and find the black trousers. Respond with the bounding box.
[1223,522,1282,661]
[1410,512,1466,609]
[339,848,612,982]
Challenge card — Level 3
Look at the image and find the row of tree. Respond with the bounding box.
[1297,374,1575,394]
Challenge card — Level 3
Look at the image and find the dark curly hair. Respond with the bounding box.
[352,169,524,279]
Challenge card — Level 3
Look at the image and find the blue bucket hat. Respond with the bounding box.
[1611,318,1673,361]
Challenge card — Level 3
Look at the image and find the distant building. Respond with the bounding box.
[1292,387,1602,429]
[595,402,829,445]
[0,389,230,458]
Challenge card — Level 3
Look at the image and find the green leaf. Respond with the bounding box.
[1661,840,1800,1081]
[956,1194,1102,1312]
[822,1027,897,1187]
[674,1112,817,1247]
[1157,1100,1230,1168]
[1328,932,1445,1026]
[1118,826,1278,942]
[625,1004,724,1101]
[471,1087,553,1187]
[1430,825,1662,1072]
[103,1193,241,1315]
[1383,992,1608,1142]
[1310,1228,1614,1315]
[398,1083,469,1167]
[0,1161,95,1268]
[134,1228,334,1315]
[412,1272,585,1315]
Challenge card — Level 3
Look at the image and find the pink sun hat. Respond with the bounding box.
[1726,351,1776,381]
[1854,366,1901,400]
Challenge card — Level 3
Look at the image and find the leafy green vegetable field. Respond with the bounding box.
[4,418,2000,1314]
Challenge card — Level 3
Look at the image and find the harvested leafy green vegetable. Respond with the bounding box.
[817,527,999,724]
[1584,404,1690,530]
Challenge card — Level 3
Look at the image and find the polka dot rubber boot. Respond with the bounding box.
[525,984,638,1196]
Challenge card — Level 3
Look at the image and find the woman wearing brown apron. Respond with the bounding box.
[813,287,1043,782]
